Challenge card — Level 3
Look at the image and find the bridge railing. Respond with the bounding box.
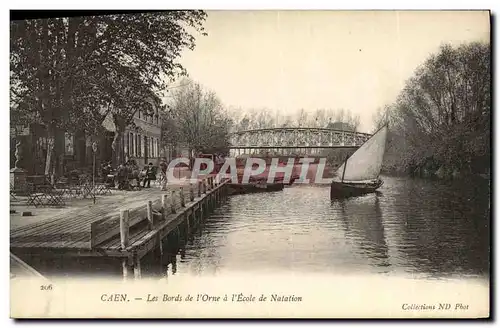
[229,127,372,149]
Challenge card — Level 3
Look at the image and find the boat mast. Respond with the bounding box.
[341,154,348,183]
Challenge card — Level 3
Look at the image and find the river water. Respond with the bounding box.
[29,175,490,283]
[168,175,490,281]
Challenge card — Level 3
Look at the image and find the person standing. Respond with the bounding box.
[159,159,168,190]
[142,162,156,188]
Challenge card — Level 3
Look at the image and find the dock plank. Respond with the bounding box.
[10,187,179,249]
[10,179,227,261]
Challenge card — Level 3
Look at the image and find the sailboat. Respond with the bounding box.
[330,124,388,199]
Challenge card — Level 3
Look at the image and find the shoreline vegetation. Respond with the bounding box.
[373,42,490,181]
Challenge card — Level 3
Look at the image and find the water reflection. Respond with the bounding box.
[168,176,489,280]
[333,194,390,270]
[379,176,490,279]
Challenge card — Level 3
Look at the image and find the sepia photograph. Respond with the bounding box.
[8,8,491,319]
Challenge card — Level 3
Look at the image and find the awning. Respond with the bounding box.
[101,114,116,132]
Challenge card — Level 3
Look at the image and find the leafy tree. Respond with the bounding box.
[10,11,207,174]
[376,41,490,175]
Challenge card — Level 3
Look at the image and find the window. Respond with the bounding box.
[129,133,133,156]
[138,135,142,157]
[132,133,136,157]
[134,133,137,157]
[135,134,139,156]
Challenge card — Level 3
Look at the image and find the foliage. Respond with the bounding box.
[375,42,490,175]
[229,107,361,131]
[10,11,207,171]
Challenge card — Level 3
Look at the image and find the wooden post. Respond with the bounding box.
[198,181,202,197]
[171,190,177,214]
[202,179,207,194]
[161,173,167,191]
[120,210,130,250]
[161,194,168,218]
[190,184,195,201]
[134,256,141,279]
[158,235,163,256]
[180,187,185,207]
[122,259,130,281]
[147,201,154,229]
[210,177,214,189]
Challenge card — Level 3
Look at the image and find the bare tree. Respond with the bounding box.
[165,79,232,156]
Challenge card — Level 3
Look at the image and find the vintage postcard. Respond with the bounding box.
[9,9,491,319]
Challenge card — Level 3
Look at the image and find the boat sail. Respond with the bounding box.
[330,125,388,198]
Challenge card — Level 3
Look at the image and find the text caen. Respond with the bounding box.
[101,294,128,302]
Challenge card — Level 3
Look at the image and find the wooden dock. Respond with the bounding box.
[11,176,229,279]
[10,252,47,280]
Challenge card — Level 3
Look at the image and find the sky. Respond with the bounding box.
[178,10,490,133]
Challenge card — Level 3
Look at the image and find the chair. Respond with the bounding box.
[26,180,65,207]
[10,183,17,200]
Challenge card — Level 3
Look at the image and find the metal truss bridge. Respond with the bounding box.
[228,127,371,155]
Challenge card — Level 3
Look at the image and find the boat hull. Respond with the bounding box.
[228,182,284,195]
[330,179,383,199]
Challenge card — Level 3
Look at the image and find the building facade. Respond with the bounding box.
[124,106,163,168]
[10,99,164,176]
[100,102,163,168]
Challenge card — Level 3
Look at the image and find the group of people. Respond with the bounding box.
[101,160,160,190]
[99,154,228,191]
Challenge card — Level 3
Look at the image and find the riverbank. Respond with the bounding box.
[381,168,491,182]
